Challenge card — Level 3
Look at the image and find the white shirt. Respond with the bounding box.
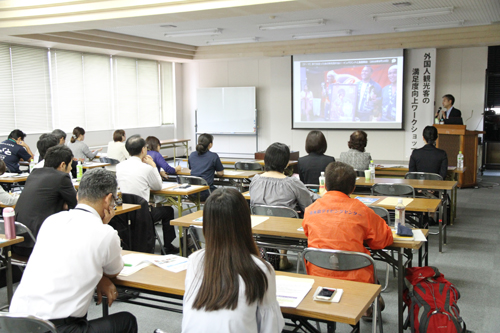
[116,156,162,201]
[182,250,284,333]
[33,160,44,169]
[107,141,129,162]
[10,204,123,320]
[0,186,18,206]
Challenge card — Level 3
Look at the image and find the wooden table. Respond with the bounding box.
[111,250,381,330]
[375,165,464,179]
[151,183,209,218]
[0,175,28,183]
[172,210,427,333]
[159,139,190,165]
[114,204,140,215]
[82,162,110,169]
[356,177,456,252]
[177,167,262,192]
[0,235,24,305]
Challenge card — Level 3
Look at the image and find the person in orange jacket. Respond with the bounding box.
[302,161,393,284]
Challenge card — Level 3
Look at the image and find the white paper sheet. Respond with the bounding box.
[223,170,244,176]
[149,255,189,273]
[251,216,269,228]
[412,229,427,242]
[275,275,314,308]
[378,197,414,206]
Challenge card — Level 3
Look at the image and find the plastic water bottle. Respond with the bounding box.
[29,159,36,173]
[457,151,464,170]
[116,186,123,206]
[369,160,376,180]
[3,207,16,239]
[319,171,326,195]
[395,199,406,229]
[77,161,83,181]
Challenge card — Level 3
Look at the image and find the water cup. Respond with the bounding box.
[364,169,371,181]
[3,207,16,240]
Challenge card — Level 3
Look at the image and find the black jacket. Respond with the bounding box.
[298,153,335,185]
[14,168,77,250]
[409,144,448,180]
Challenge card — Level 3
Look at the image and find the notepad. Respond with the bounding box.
[391,229,427,242]
[378,197,413,206]
[275,275,314,308]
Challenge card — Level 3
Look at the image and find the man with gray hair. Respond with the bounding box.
[11,168,138,333]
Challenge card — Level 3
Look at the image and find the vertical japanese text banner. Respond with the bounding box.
[404,48,436,158]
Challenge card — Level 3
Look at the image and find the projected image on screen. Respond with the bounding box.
[293,50,404,130]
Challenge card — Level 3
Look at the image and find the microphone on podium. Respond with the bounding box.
[435,106,442,118]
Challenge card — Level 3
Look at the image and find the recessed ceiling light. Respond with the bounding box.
[164,28,222,38]
[393,2,412,7]
[259,19,326,31]
[292,30,352,39]
[371,7,453,21]
[206,37,259,45]
[394,20,465,32]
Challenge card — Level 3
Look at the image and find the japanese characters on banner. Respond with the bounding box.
[404,48,436,158]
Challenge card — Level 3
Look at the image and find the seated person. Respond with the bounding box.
[68,126,102,162]
[13,145,78,257]
[0,160,19,206]
[302,161,393,284]
[106,129,130,172]
[250,142,318,213]
[146,136,181,179]
[10,168,138,333]
[409,126,448,180]
[188,133,224,201]
[298,130,335,185]
[0,129,34,173]
[182,188,284,333]
[51,129,67,145]
[33,133,58,169]
[116,135,178,254]
[338,130,372,171]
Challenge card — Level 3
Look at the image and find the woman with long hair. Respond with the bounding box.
[182,188,284,333]
[68,127,102,161]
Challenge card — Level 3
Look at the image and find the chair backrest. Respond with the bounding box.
[187,225,205,250]
[372,183,415,198]
[99,157,120,165]
[302,248,377,283]
[0,221,36,244]
[368,206,391,225]
[234,161,263,171]
[251,205,299,218]
[177,175,210,193]
[0,312,57,333]
[404,172,443,181]
[109,193,155,253]
[354,169,366,177]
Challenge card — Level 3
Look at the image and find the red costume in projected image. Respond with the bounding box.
[321,70,358,120]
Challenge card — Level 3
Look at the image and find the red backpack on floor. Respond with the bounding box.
[403,266,466,333]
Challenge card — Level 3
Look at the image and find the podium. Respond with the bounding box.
[434,125,483,188]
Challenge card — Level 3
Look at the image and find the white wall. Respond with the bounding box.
[181,46,488,162]
[435,47,488,132]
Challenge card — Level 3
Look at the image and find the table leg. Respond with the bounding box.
[397,248,404,333]
[438,190,444,253]
[6,246,13,304]
[173,145,177,165]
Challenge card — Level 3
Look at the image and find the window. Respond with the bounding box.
[0,43,174,135]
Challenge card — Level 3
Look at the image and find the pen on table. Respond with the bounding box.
[124,263,132,267]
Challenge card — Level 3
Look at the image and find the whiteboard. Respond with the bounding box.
[197,87,256,134]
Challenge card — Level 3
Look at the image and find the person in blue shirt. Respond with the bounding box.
[146,136,181,180]
[0,129,34,173]
[188,134,224,201]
